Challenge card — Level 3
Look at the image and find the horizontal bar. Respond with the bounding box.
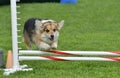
[19,50,120,56]
[18,36,22,38]
[19,50,52,55]
[17,12,21,14]
[17,18,21,20]
[17,24,21,26]
[18,42,22,44]
[17,30,21,32]
[18,48,22,49]
[16,6,20,8]
[16,0,20,2]
[19,56,120,62]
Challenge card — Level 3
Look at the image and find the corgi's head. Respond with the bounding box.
[35,20,64,43]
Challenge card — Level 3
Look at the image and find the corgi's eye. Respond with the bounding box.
[46,29,49,33]
[53,29,56,32]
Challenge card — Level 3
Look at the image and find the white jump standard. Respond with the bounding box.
[4,0,120,76]
[4,0,32,75]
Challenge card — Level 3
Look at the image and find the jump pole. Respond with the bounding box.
[19,50,120,56]
[19,56,120,62]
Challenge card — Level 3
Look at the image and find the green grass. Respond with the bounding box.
[1,0,120,78]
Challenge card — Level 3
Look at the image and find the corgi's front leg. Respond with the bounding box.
[51,41,58,49]
[38,42,50,50]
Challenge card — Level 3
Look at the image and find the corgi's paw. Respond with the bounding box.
[51,42,57,49]
[38,42,50,50]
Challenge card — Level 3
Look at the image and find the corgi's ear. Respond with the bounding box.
[35,20,43,34]
[57,20,64,30]
[35,20,43,30]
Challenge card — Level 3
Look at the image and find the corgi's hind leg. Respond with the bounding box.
[23,31,32,50]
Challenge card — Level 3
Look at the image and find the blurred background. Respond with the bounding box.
[0,0,61,5]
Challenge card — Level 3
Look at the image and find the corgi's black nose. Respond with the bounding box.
[51,35,54,39]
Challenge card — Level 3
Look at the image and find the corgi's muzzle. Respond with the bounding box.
[49,35,54,41]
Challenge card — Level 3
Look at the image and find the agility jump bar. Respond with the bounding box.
[19,50,120,56]
[19,56,120,62]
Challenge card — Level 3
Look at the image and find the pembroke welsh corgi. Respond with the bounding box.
[23,18,64,50]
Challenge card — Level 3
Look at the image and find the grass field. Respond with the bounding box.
[1,0,120,78]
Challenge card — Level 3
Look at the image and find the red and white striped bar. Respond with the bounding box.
[19,56,120,62]
[19,50,120,56]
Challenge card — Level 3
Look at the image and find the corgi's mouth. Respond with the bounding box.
[49,35,54,41]
[49,38,54,41]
